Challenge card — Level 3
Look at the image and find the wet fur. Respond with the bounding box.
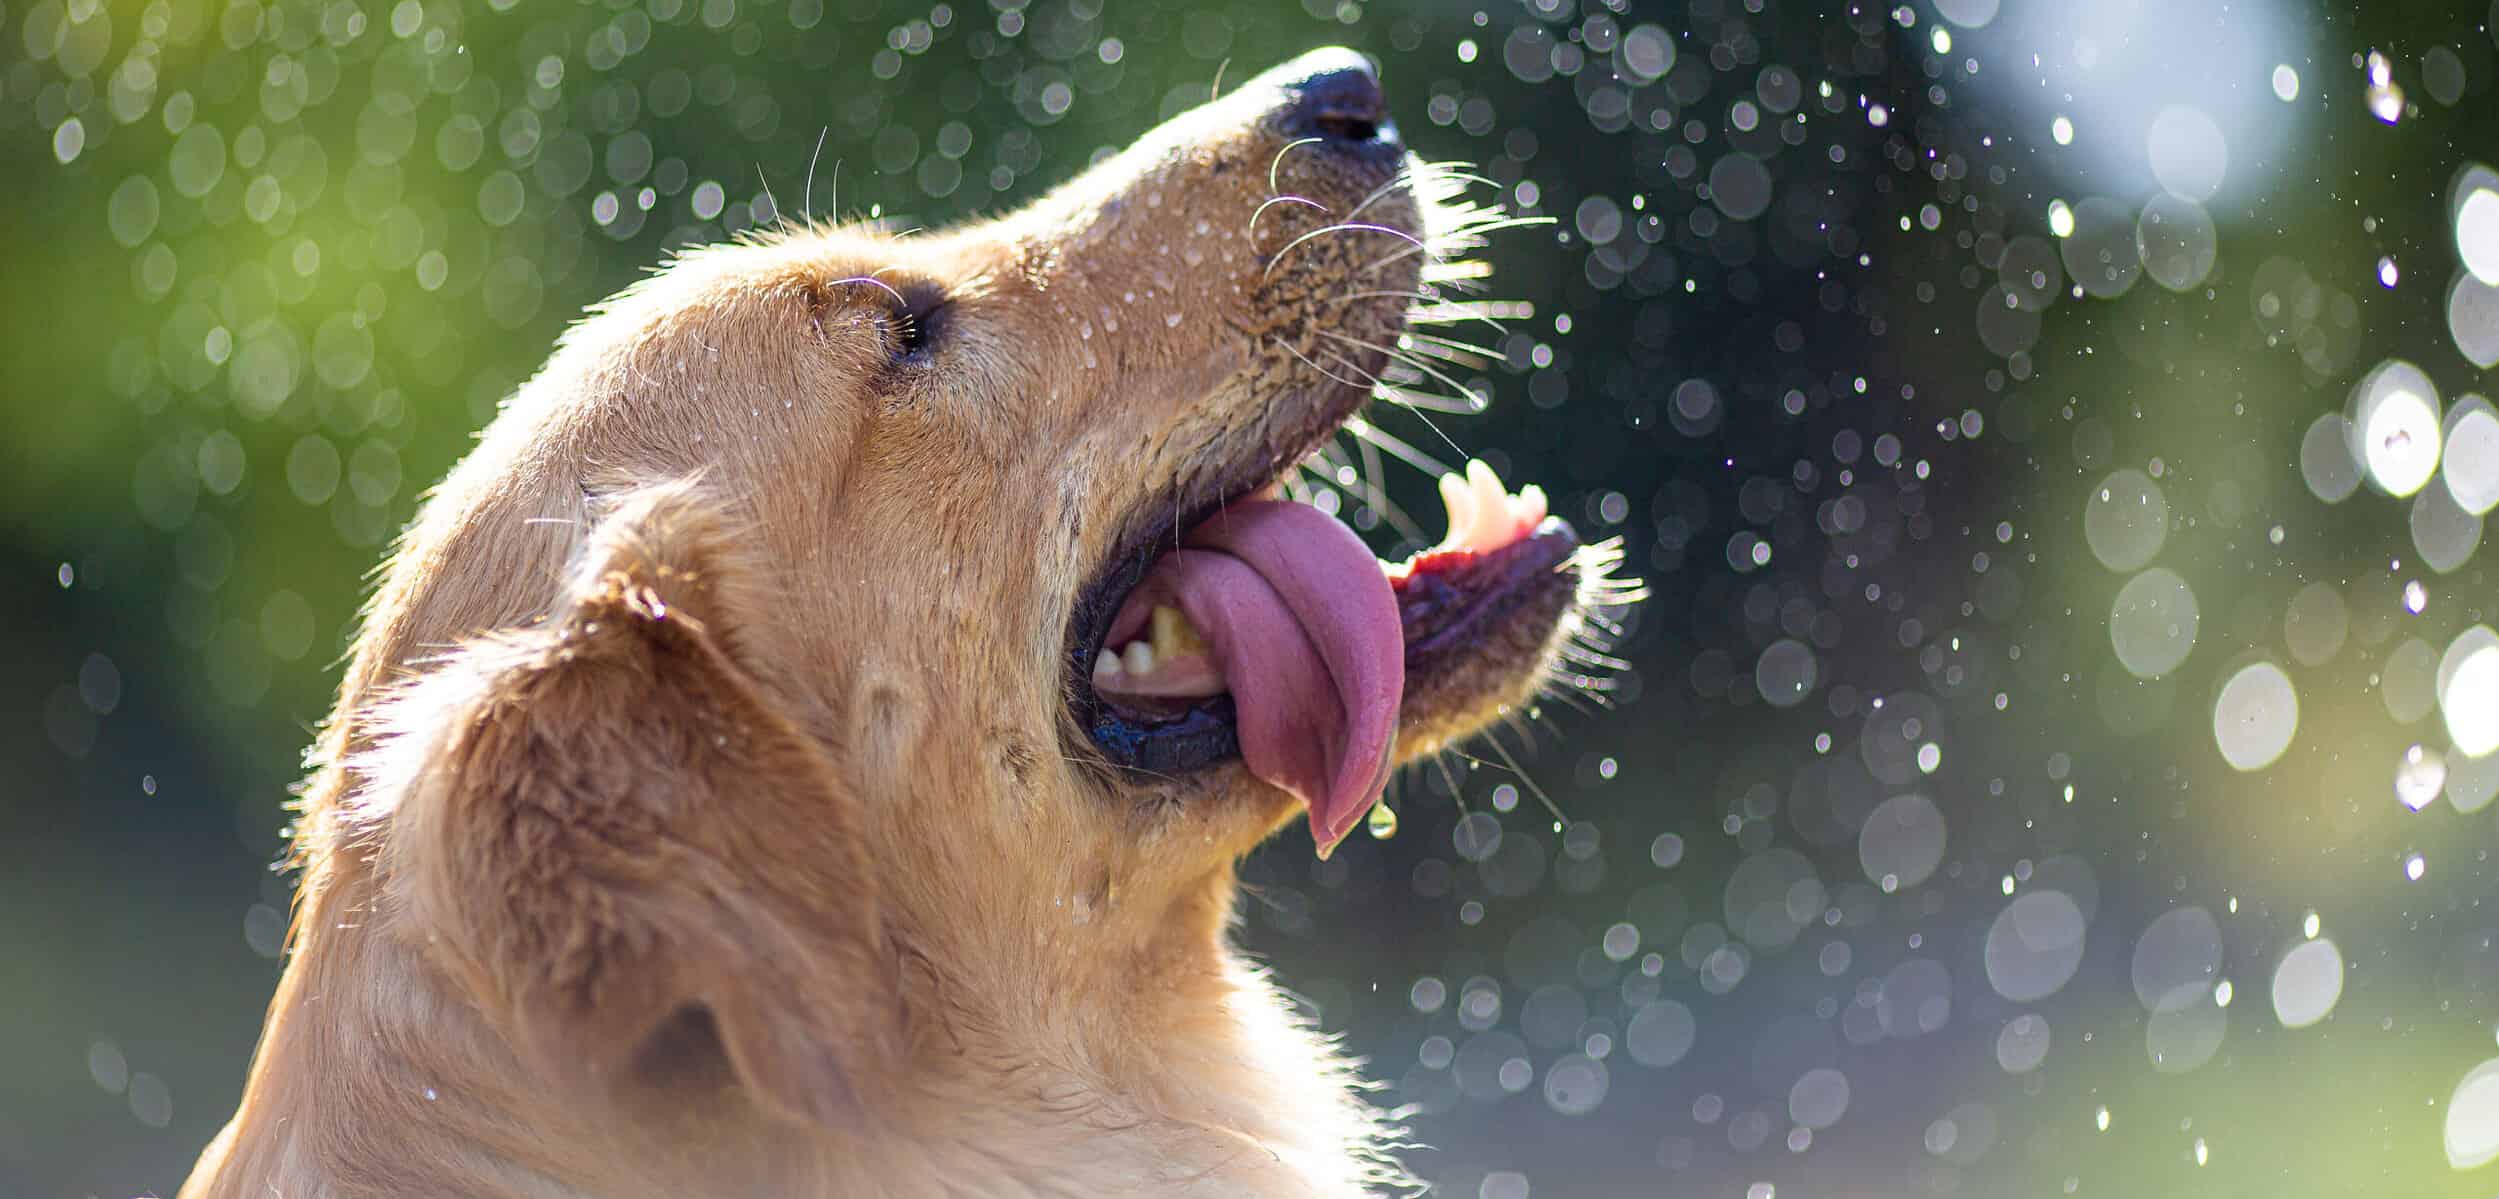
[181,55,1587,1199]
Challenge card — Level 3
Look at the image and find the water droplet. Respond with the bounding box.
[2365,52,2406,122]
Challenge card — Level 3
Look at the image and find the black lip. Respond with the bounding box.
[1395,521,1582,664]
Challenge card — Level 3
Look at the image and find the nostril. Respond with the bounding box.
[1311,112,1380,143]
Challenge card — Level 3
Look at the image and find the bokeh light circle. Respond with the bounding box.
[2448,1059,2499,1168]
[2300,413,2363,503]
[2443,397,2499,513]
[1754,639,1818,707]
[2213,662,2299,771]
[1995,1014,2051,1074]
[2132,906,2223,1013]
[2146,106,2228,202]
[2108,567,2199,678]
[1859,794,1947,893]
[2410,482,2483,573]
[2456,166,2499,285]
[2348,359,2443,497]
[1787,1067,1851,1129]
[2136,194,2218,291]
[2062,197,2144,298]
[1933,0,2001,28]
[2270,938,2344,1029]
[2450,274,2499,368]
[1625,999,1698,1069]
[1984,891,2088,1003]
[2440,627,2499,757]
[2084,469,2169,571]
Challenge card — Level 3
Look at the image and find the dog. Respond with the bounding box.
[180,48,1624,1198]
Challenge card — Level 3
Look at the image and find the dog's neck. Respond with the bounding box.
[201,792,1395,1199]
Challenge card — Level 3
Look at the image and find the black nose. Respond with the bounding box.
[1283,50,1394,147]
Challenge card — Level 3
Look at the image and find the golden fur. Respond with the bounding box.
[181,51,1597,1198]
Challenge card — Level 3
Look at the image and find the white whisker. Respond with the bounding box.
[1363,214,1552,277]
[1316,329,1488,414]
[1268,136,1324,196]
[1399,330,1503,367]
[1346,427,1429,544]
[1369,387,1484,415]
[1346,165,1424,221]
[1264,223,1430,281]
[1270,336,1379,394]
[1340,417,1457,481]
[1248,194,1330,240]
[1411,299,1535,327]
[753,164,780,230]
[801,126,830,221]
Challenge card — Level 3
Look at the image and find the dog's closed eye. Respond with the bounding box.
[816,276,948,366]
[881,284,948,366]
[888,311,932,360]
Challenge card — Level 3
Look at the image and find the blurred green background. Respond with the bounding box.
[9,0,2499,1195]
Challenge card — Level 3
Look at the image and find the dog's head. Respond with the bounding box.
[335,50,1620,1137]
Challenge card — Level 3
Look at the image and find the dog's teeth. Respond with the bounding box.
[1466,459,1505,521]
[1432,461,1547,555]
[1517,484,1547,529]
[1150,605,1209,660]
[1436,471,1476,551]
[1467,460,1510,550]
[1122,640,1156,676]
[1094,650,1122,681]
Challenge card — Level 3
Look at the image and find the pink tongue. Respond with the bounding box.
[1112,501,1403,854]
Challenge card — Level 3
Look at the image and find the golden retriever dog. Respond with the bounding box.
[182,48,1625,1198]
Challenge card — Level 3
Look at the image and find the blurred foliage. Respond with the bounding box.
[9,0,2499,1195]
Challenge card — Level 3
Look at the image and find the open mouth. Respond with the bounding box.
[1066,454,1582,857]
[1044,51,1603,859]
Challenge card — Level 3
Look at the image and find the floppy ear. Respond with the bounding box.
[368,484,898,1128]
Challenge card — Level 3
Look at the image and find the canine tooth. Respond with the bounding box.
[1434,460,1550,554]
[1436,471,1476,551]
[1467,460,1509,550]
[1150,605,1209,660]
[1122,640,1156,676]
[1466,458,1505,520]
[1094,650,1122,681]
